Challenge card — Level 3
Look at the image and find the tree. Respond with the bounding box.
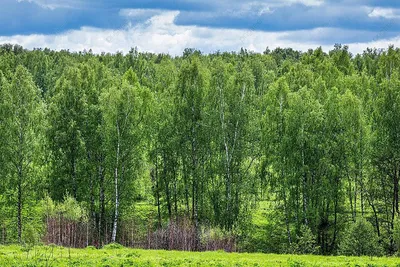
[174,57,209,249]
[283,87,324,234]
[339,217,382,256]
[3,44,400,254]
[0,65,44,243]
[292,225,319,254]
[210,60,256,230]
[372,72,400,250]
[262,77,291,245]
[47,67,87,201]
[101,68,152,243]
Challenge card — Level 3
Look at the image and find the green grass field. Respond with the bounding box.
[1,245,400,267]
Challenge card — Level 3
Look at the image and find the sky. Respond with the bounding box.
[1,0,400,55]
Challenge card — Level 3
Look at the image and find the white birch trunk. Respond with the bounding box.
[111,121,120,243]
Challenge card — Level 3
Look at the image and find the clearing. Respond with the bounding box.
[1,245,400,266]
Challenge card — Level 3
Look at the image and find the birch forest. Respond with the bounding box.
[2,43,400,256]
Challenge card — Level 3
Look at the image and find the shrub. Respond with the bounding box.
[103,243,125,249]
[291,225,319,254]
[60,195,88,222]
[40,194,56,218]
[339,217,382,256]
[22,223,40,247]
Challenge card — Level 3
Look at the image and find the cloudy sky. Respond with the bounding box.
[1,0,400,55]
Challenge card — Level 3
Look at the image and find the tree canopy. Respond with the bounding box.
[0,44,399,255]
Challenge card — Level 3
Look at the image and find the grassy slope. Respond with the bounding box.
[1,245,400,267]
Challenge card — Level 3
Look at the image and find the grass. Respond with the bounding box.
[0,245,400,266]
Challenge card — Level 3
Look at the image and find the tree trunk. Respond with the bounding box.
[71,153,77,199]
[111,164,119,243]
[394,166,399,215]
[98,162,105,246]
[368,198,380,237]
[163,152,172,219]
[330,197,338,252]
[89,163,95,245]
[17,168,22,243]
[156,180,162,228]
[183,161,190,217]
[348,173,355,221]
[283,192,292,245]
[173,165,178,219]
[111,124,120,243]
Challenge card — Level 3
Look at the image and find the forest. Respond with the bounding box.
[1,43,400,257]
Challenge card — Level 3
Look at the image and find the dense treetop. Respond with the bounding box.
[1,44,400,256]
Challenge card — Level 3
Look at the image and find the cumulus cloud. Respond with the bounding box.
[0,11,313,54]
[4,0,400,43]
[2,1,400,54]
[280,27,399,44]
[1,10,399,56]
[368,7,400,19]
[174,3,400,32]
[0,0,125,35]
[17,0,83,9]
[119,8,165,25]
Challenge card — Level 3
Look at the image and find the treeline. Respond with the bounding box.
[1,44,400,255]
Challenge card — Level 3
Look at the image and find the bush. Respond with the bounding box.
[339,217,382,256]
[103,243,125,249]
[22,223,40,247]
[291,225,319,254]
[60,195,88,222]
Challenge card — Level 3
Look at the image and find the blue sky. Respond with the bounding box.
[1,0,400,54]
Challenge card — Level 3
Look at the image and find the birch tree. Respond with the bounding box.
[101,68,152,243]
[1,65,44,243]
[47,67,86,201]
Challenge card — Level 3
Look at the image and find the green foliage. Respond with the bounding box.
[339,218,382,256]
[2,44,400,256]
[40,194,56,218]
[22,224,40,247]
[102,243,125,249]
[291,225,319,255]
[1,245,400,266]
[393,216,400,254]
[58,195,87,222]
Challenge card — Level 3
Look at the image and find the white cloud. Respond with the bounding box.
[0,10,398,55]
[368,7,400,19]
[346,36,400,54]
[228,0,324,8]
[119,9,164,18]
[283,0,323,6]
[17,0,80,9]
[222,0,322,17]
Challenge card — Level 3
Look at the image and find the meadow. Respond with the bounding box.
[1,245,400,267]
